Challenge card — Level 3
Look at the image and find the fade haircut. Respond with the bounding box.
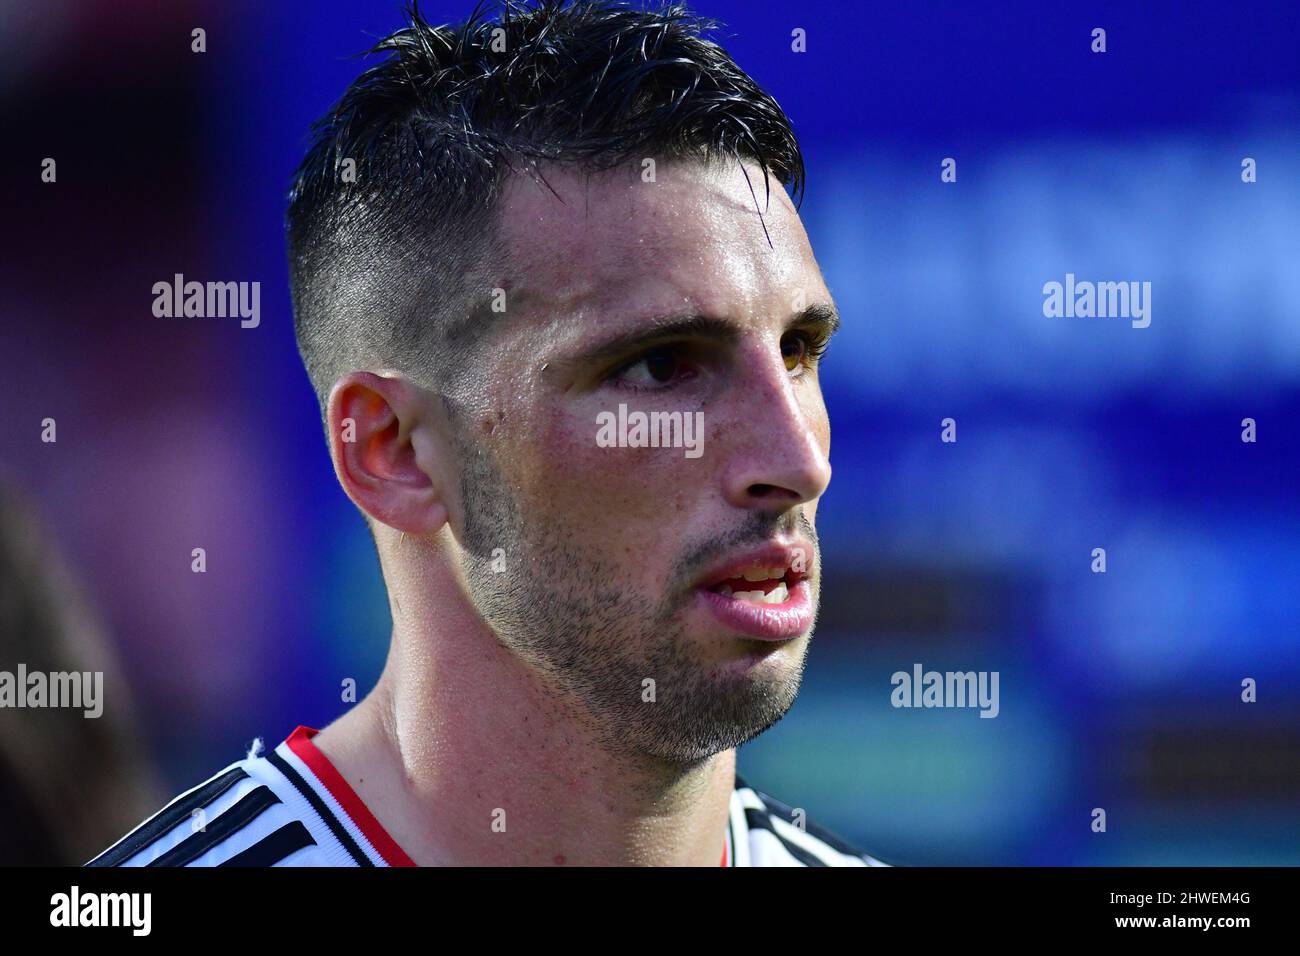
[286,0,806,417]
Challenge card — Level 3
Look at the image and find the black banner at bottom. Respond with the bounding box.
[2,866,1286,941]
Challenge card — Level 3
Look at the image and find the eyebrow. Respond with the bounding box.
[572,302,841,366]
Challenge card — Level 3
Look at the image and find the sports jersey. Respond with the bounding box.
[87,726,888,867]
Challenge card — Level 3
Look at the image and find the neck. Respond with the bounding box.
[312,545,735,866]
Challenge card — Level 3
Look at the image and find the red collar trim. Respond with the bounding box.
[285,726,416,867]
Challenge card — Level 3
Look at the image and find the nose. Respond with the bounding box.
[719,342,831,512]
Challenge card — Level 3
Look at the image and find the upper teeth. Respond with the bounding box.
[720,581,789,604]
[741,566,786,582]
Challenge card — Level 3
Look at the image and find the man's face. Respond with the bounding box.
[447,158,835,764]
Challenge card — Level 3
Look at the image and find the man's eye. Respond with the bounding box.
[781,335,806,372]
[781,331,830,373]
[612,347,683,388]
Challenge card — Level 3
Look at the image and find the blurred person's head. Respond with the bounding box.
[0,485,160,864]
[286,0,835,764]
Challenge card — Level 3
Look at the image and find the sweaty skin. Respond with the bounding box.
[316,158,836,865]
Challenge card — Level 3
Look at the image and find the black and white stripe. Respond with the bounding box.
[85,750,337,867]
[734,774,889,867]
[265,749,371,866]
[218,822,316,867]
[87,766,251,867]
[146,785,284,867]
[87,732,889,867]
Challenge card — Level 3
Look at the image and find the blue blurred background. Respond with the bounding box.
[1,0,1297,864]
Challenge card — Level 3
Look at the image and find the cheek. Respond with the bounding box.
[519,405,705,529]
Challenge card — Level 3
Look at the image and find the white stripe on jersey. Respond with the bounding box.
[728,780,752,867]
[732,781,889,867]
[273,737,389,865]
[87,728,889,867]
[86,738,366,867]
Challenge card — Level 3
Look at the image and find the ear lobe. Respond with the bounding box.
[327,372,448,535]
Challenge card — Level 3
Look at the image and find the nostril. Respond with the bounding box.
[746,483,805,506]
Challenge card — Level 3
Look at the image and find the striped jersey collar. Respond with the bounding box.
[283,726,415,866]
[88,725,886,867]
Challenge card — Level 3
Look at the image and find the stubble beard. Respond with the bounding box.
[453,433,811,766]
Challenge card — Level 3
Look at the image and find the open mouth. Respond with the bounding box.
[707,565,798,605]
[691,542,815,641]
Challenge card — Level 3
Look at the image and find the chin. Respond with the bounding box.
[701,627,812,674]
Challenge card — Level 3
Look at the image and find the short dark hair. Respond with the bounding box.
[286,0,806,412]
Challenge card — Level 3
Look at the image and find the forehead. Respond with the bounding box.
[493,159,823,328]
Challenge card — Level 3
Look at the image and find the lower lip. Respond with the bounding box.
[694,579,814,641]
